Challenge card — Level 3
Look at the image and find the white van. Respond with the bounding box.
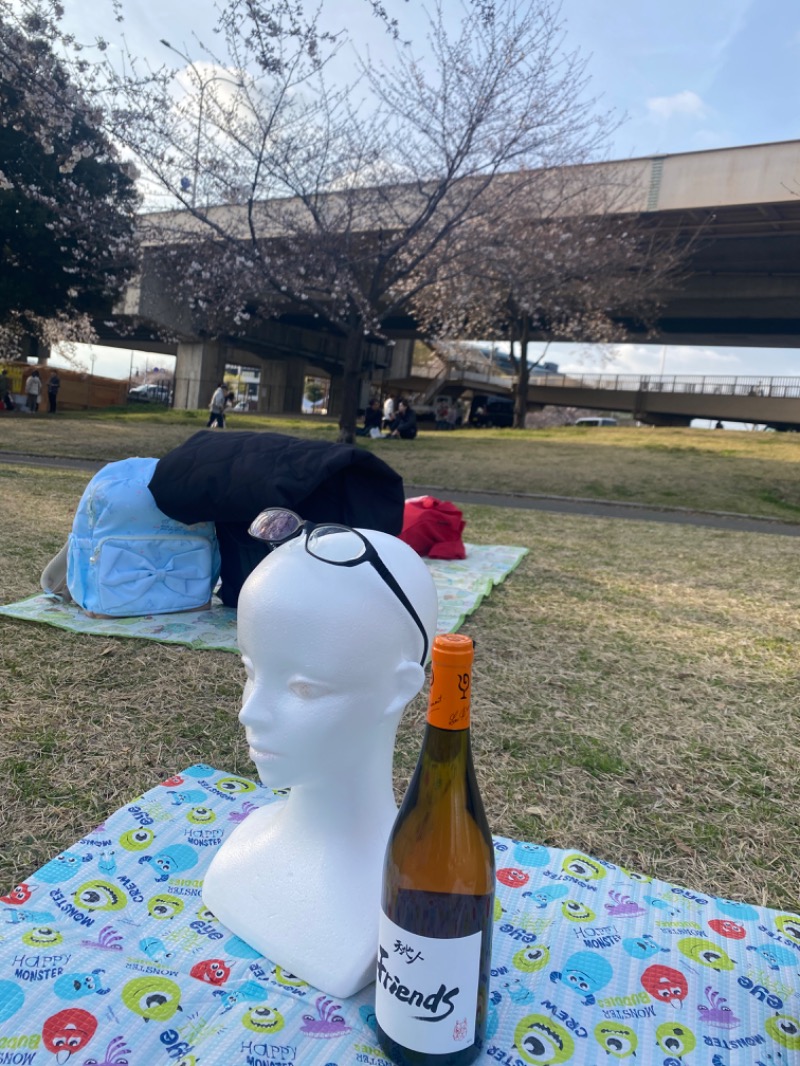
[574,417,618,427]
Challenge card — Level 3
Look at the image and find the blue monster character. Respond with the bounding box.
[36,851,92,884]
[622,934,670,960]
[0,980,24,1024]
[98,851,117,876]
[225,935,262,959]
[746,942,799,970]
[183,764,216,778]
[167,789,208,806]
[138,844,198,882]
[522,884,569,909]
[715,898,759,922]
[139,937,175,964]
[4,907,56,924]
[53,969,111,1000]
[549,950,613,1005]
[513,842,550,868]
[212,979,267,1014]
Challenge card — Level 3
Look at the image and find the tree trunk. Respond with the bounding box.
[337,323,365,444]
[514,318,531,429]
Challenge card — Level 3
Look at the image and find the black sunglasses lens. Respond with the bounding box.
[248,509,302,542]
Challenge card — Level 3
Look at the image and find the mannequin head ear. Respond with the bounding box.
[384,659,426,720]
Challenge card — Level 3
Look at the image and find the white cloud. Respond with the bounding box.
[646,90,708,120]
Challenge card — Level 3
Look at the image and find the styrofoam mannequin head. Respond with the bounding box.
[236,528,439,790]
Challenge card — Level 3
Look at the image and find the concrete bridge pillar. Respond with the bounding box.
[258,356,306,414]
[174,341,227,410]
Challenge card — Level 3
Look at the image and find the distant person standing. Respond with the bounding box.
[0,368,11,410]
[47,370,61,414]
[207,382,227,429]
[24,369,41,413]
[382,395,395,430]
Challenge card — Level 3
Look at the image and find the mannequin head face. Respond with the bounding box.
[237,529,438,789]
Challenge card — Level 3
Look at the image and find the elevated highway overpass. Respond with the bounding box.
[106,139,800,413]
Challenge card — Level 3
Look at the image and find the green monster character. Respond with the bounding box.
[119,827,155,851]
[73,880,127,913]
[187,806,216,825]
[513,946,550,974]
[677,937,736,971]
[561,854,607,881]
[765,1014,800,1051]
[561,900,596,922]
[656,1021,697,1058]
[242,1005,286,1033]
[514,1013,575,1065]
[147,894,185,920]
[122,976,182,1022]
[620,866,652,883]
[594,1021,638,1059]
[774,914,800,946]
[215,776,256,796]
[493,897,503,922]
[273,967,308,990]
[22,926,63,947]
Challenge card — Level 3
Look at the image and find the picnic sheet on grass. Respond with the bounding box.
[0,543,527,652]
[2,766,798,1065]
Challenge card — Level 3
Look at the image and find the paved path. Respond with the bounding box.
[2,450,799,538]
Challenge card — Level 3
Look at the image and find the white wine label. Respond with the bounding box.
[375,910,481,1054]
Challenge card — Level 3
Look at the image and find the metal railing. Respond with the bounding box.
[531,374,800,399]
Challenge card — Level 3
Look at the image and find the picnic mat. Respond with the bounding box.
[0,543,528,653]
[2,765,798,1065]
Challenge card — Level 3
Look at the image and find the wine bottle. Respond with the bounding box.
[375,633,495,1066]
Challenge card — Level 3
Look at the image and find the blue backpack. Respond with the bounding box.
[67,457,221,617]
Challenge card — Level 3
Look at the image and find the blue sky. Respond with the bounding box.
[55,0,800,381]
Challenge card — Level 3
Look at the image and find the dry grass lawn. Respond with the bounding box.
[0,417,798,914]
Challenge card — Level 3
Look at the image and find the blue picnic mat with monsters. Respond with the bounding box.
[1,766,798,1065]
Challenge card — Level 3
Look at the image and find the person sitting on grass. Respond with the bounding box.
[356,397,383,437]
[387,399,417,440]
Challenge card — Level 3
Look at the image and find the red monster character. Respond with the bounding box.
[0,883,32,905]
[190,958,231,986]
[497,868,530,889]
[161,774,185,787]
[708,918,747,940]
[641,964,689,1008]
[42,1008,98,1063]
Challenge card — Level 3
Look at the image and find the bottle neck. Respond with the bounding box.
[426,657,472,732]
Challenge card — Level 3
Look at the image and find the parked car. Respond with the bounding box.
[128,383,171,404]
[469,394,514,428]
[574,416,618,427]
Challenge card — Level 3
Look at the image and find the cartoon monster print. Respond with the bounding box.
[513,946,551,974]
[242,1005,286,1034]
[273,966,309,990]
[0,980,25,1024]
[225,934,262,959]
[715,898,759,922]
[513,842,550,867]
[301,996,352,1038]
[497,868,530,889]
[1,883,32,905]
[561,899,596,922]
[81,925,124,952]
[36,851,92,884]
[139,937,175,964]
[72,880,127,913]
[708,918,746,940]
[168,789,207,806]
[497,976,536,1004]
[765,1014,800,1051]
[514,1013,575,1065]
[138,844,198,882]
[594,1021,638,1059]
[189,958,231,986]
[4,905,56,924]
[655,1021,697,1058]
[774,913,800,946]
[187,806,216,825]
[118,827,155,852]
[228,801,259,825]
[605,890,646,918]
[215,775,257,796]
[747,942,799,970]
[677,937,736,972]
[42,1007,98,1063]
[622,933,669,959]
[641,965,689,1007]
[523,884,569,908]
[147,893,185,920]
[121,976,182,1022]
[212,979,266,1013]
[183,764,216,778]
[561,854,607,881]
[53,969,111,1001]
[80,1034,131,1065]
[22,925,64,947]
[549,950,613,1005]
[696,985,739,1028]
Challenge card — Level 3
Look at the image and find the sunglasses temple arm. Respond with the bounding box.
[370,559,429,666]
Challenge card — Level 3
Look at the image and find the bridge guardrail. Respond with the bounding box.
[533,374,800,399]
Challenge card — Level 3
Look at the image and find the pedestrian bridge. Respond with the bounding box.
[526,374,800,430]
